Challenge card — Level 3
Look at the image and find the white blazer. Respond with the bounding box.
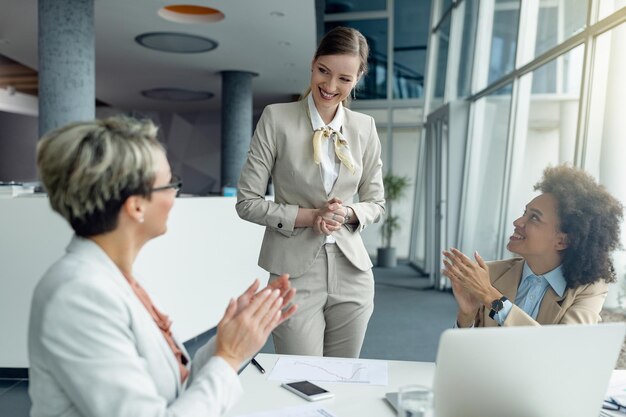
[28,236,242,417]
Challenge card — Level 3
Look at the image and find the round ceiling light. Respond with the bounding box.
[141,88,214,101]
[158,5,225,24]
[135,32,218,53]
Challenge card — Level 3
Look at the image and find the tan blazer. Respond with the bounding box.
[236,99,385,277]
[475,258,608,327]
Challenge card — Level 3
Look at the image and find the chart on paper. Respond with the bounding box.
[268,356,388,385]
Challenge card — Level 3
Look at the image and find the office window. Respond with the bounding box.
[361,126,388,255]
[487,0,521,85]
[325,0,386,14]
[326,20,388,99]
[533,0,586,59]
[460,83,513,260]
[430,14,451,110]
[392,107,423,123]
[597,0,626,22]
[505,45,584,249]
[584,20,626,186]
[390,123,422,258]
[583,20,626,307]
[457,0,480,97]
[393,0,431,98]
[440,0,454,22]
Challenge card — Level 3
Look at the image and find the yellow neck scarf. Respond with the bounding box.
[312,127,356,175]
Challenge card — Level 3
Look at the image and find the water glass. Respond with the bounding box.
[397,384,433,417]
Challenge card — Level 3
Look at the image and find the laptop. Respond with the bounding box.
[433,323,626,417]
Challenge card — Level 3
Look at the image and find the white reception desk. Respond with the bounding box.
[0,195,267,368]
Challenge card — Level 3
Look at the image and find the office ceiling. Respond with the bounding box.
[0,0,316,113]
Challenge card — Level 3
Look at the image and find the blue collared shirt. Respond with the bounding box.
[493,262,567,325]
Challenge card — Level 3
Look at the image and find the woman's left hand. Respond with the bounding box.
[314,197,347,235]
[442,248,494,305]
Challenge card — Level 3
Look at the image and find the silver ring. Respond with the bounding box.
[332,213,337,221]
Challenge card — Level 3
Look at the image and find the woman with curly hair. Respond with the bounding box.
[442,165,623,327]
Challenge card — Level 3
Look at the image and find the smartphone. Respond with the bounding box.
[281,380,334,401]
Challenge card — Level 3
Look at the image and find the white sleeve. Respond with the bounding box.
[39,280,242,417]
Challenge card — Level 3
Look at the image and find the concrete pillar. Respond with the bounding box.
[220,70,257,190]
[38,0,95,137]
[599,22,626,309]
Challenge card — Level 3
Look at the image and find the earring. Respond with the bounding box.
[352,89,356,100]
[139,216,144,224]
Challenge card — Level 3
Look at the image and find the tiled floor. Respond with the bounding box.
[0,264,451,416]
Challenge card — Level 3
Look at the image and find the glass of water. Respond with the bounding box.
[397,384,433,417]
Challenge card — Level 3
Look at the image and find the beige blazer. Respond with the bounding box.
[236,99,385,277]
[475,257,608,327]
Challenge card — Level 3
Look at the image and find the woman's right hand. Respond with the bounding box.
[215,289,285,371]
[314,198,345,235]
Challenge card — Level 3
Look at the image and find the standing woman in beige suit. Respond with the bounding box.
[442,165,623,328]
[237,27,385,357]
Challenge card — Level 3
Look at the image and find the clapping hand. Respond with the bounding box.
[216,274,298,371]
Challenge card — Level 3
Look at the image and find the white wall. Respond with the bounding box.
[0,196,265,368]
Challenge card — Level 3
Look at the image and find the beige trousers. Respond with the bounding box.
[270,244,375,358]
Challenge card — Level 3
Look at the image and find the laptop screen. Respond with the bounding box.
[433,323,625,417]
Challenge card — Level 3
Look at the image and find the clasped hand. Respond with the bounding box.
[216,274,297,371]
[314,197,348,236]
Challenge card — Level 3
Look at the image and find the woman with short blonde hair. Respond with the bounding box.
[29,116,296,417]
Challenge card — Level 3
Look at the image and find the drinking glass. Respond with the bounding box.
[397,384,433,417]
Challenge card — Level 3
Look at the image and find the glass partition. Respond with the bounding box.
[325,0,387,14]
[487,0,521,85]
[393,0,431,98]
[430,13,451,110]
[459,83,513,260]
[326,19,388,99]
[457,0,480,97]
[504,45,584,256]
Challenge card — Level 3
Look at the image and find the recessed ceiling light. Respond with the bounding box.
[141,88,214,101]
[135,32,218,53]
[158,5,225,24]
[270,11,285,17]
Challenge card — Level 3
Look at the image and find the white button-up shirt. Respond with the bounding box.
[307,93,345,244]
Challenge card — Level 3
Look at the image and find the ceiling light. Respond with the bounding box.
[141,88,214,101]
[158,5,225,24]
[135,32,218,53]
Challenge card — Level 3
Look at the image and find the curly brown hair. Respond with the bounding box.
[534,165,623,288]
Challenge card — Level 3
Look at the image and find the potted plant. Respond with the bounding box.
[377,172,411,267]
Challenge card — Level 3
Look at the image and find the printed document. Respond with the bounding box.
[268,355,388,385]
[235,403,338,417]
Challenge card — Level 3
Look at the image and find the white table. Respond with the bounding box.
[225,354,436,417]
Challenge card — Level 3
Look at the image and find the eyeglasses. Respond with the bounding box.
[151,174,183,197]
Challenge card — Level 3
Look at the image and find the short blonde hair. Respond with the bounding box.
[37,116,164,236]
